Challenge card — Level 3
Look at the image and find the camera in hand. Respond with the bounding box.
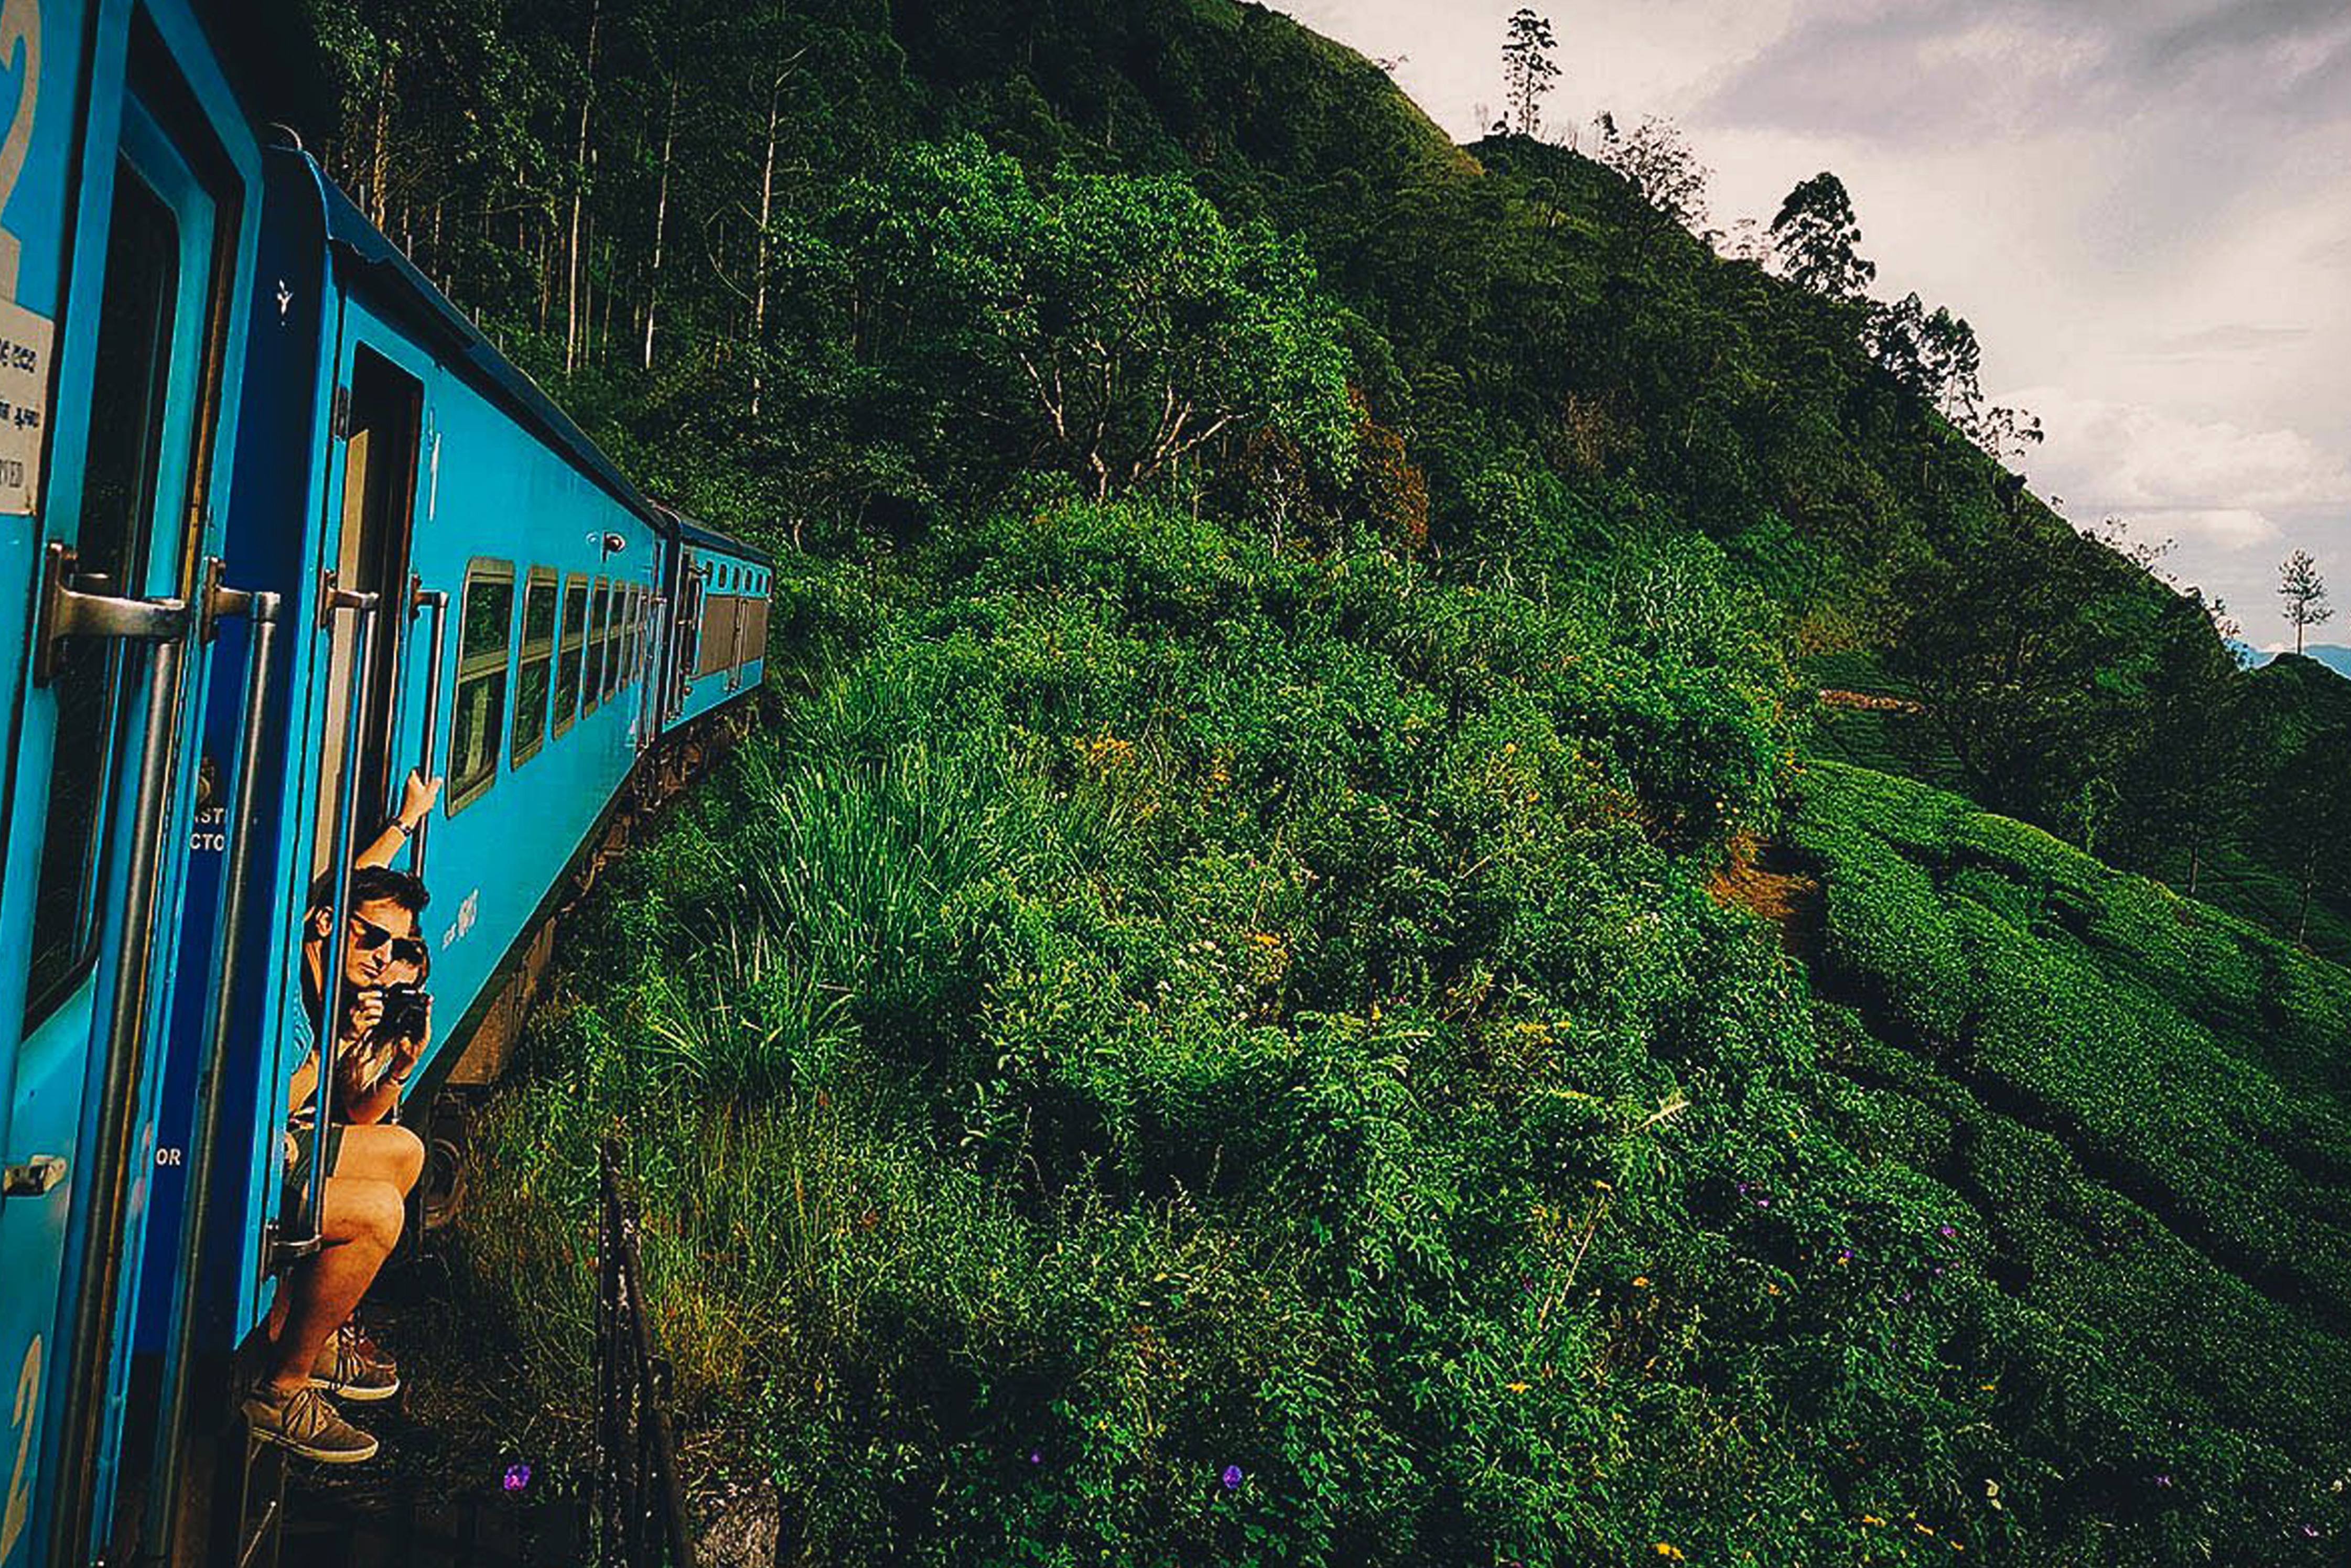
[378,981,432,1041]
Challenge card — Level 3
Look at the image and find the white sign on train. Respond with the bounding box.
[0,295,50,515]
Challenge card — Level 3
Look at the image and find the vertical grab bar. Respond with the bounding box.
[47,609,197,1568]
[297,589,381,1249]
[153,572,282,1565]
[725,588,745,693]
[409,582,449,879]
[639,597,666,752]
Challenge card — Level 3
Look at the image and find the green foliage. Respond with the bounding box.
[1785,761,2351,1561]
[449,517,2351,1565]
[839,136,1357,504]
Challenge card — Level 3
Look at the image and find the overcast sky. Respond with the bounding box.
[1268,0,2351,648]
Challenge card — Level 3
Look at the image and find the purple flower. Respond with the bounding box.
[2154,1474,2173,1488]
[1030,1451,1043,1466]
[502,1462,532,1494]
[1756,1197,1771,1207]
[1737,1182,1749,1194]
[2302,1524,2319,1538]
[1221,1465,1244,1490]
[1836,1247,1853,1262]
[1938,1224,1957,1238]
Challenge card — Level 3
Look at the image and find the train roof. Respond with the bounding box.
[292,153,776,574]
[297,153,655,522]
[649,503,775,569]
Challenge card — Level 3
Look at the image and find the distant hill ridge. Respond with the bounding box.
[2233,642,2351,680]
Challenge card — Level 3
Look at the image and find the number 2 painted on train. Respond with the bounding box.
[0,0,40,302]
[0,1335,40,1566]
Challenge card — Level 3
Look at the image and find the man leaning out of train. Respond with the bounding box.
[243,772,440,1463]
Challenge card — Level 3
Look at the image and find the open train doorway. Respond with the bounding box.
[308,345,422,883]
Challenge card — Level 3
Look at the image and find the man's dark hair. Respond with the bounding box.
[306,864,430,921]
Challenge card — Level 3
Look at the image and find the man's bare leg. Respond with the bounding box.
[262,1176,404,1395]
[262,1123,422,1348]
[336,1121,425,1197]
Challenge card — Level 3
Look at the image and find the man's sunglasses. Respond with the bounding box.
[349,913,428,967]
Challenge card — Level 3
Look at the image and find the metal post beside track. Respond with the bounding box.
[595,1140,697,1568]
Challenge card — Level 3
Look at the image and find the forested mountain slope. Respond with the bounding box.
[297,1,2351,1561]
[309,0,2347,951]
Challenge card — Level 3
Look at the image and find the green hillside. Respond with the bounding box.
[298,0,2351,1561]
[443,522,2351,1565]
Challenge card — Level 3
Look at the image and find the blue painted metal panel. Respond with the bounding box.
[0,3,98,1551]
[0,0,268,1560]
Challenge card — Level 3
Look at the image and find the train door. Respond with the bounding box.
[0,72,239,1568]
[306,333,426,889]
[668,554,704,719]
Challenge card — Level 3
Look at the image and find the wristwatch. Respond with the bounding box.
[395,817,416,839]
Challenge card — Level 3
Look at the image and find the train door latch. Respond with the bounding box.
[3,1153,67,1197]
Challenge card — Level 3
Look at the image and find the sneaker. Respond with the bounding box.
[243,1381,379,1464]
[310,1324,401,1402]
[347,1318,399,1379]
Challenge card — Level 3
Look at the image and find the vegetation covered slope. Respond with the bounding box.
[296,1,2351,1560]
[446,508,2351,1566]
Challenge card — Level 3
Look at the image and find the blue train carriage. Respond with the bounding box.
[0,5,774,1559]
[654,503,771,734]
[128,138,771,1561]
[135,138,677,1553]
[0,3,295,1565]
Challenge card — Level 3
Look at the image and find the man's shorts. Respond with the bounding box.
[283,1120,346,1214]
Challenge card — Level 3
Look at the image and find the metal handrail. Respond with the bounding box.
[408,580,449,878]
[47,586,197,1567]
[154,572,283,1563]
[596,1140,696,1568]
[638,597,667,752]
[291,585,381,1253]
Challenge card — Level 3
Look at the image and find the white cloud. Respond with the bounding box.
[2008,385,2351,529]
[2127,508,2281,551]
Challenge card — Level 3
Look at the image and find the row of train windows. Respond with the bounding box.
[444,560,654,813]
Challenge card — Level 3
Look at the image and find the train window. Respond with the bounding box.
[611,584,630,694]
[584,577,610,713]
[742,594,770,666]
[554,572,587,735]
[511,568,559,766]
[620,586,638,681]
[600,579,623,702]
[25,163,184,1024]
[447,560,515,813]
[631,586,648,678]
